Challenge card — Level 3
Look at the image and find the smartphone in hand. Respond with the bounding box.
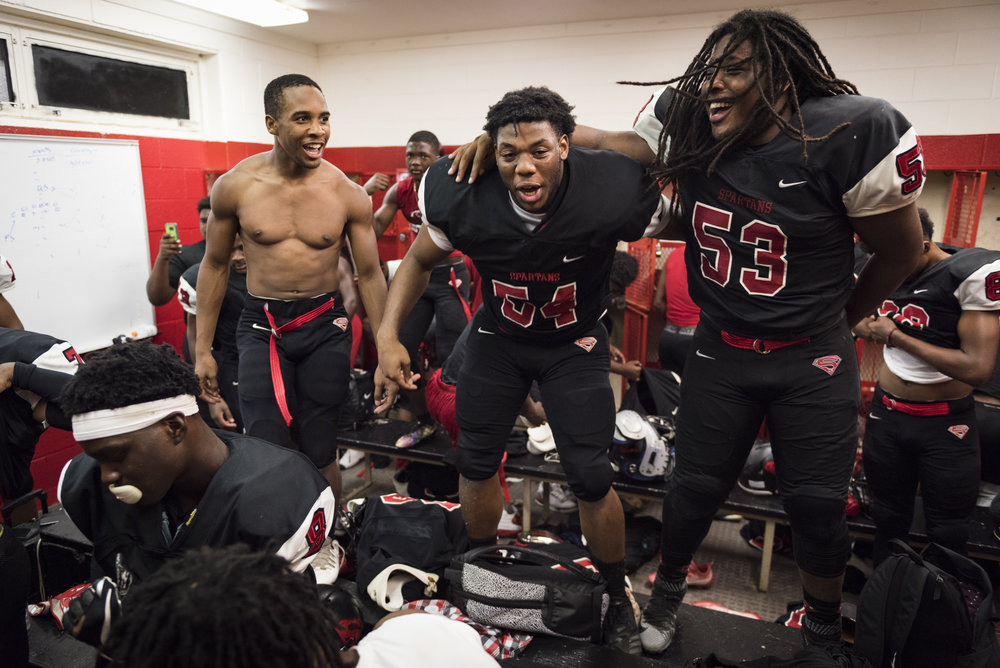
[164,223,179,241]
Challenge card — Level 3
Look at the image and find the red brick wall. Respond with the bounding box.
[0,126,420,502]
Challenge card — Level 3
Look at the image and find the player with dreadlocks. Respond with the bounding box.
[450,8,925,652]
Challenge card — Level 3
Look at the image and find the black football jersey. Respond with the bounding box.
[178,262,247,357]
[635,89,924,338]
[59,432,335,592]
[879,247,1000,351]
[421,148,662,344]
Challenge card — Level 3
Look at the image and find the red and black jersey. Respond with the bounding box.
[178,262,247,362]
[881,246,1000,351]
[58,432,336,593]
[421,148,663,344]
[396,176,424,235]
[635,89,924,339]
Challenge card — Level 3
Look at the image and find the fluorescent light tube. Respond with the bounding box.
[174,0,308,27]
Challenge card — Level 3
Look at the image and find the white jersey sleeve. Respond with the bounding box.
[177,275,198,315]
[273,486,338,572]
[956,258,1000,311]
[841,125,924,217]
[418,170,456,252]
[633,88,668,155]
[0,255,16,294]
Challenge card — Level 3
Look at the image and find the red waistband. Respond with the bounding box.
[881,394,951,416]
[720,330,810,354]
[263,297,336,426]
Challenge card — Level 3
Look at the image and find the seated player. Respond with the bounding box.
[57,341,336,600]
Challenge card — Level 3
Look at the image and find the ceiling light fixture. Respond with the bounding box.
[174,0,308,27]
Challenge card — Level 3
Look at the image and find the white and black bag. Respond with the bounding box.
[445,544,608,642]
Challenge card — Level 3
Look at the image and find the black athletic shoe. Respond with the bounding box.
[603,593,641,655]
[639,577,685,653]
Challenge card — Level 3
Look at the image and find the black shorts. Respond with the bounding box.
[236,292,352,468]
[675,320,860,501]
[454,310,615,501]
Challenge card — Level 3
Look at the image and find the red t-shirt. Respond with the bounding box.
[664,246,700,327]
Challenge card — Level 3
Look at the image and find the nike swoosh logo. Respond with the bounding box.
[778,179,807,188]
[477,327,496,335]
[695,349,715,360]
[868,414,881,420]
[363,393,372,401]
[563,255,585,263]
[913,289,929,294]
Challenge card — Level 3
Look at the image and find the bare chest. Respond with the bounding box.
[237,180,348,249]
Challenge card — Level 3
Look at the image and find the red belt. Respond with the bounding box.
[881,394,950,416]
[721,330,809,354]
[263,297,336,426]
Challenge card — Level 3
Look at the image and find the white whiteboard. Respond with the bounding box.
[0,135,157,353]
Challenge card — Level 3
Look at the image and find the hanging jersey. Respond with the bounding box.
[420,148,665,344]
[178,263,247,357]
[58,432,335,594]
[0,255,16,294]
[396,176,424,235]
[880,247,1000,383]
[634,88,924,338]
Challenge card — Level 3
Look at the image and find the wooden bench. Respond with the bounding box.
[337,419,1000,592]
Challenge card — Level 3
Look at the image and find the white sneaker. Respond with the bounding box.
[311,538,345,585]
[498,504,522,536]
[535,482,578,512]
[339,449,364,470]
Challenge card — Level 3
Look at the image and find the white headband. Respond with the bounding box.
[72,395,199,441]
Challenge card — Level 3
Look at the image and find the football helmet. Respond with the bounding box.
[611,410,673,481]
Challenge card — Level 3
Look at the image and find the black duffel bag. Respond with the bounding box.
[445,544,608,642]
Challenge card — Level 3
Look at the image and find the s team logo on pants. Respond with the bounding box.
[811,355,842,376]
[574,337,597,352]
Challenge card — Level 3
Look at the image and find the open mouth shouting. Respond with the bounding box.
[516,182,544,208]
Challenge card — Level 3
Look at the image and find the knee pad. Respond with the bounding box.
[666,473,732,523]
[563,457,615,503]
[785,494,850,578]
[455,444,504,482]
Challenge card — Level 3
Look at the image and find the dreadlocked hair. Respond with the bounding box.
[99,544,345,668]
[483,86,576,142]
[58,341,201,416]
[621,9,857,198]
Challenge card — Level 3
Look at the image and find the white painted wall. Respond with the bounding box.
[3,0,997,145]
[4,0,999,246]
[317,0,1000,147]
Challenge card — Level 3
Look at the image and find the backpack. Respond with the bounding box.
[351,493,468,610]
[854,540,1000,668]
